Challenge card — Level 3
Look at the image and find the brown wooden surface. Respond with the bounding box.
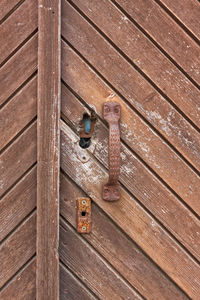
[0,34,37,107]
[61,41,200,215]
[157,0,200,40]
[0,259,36,300]
[60,263,98,300]
[60,121,200,299]
[0,167,36,242]
[68,0,200,129]
[0,0,199,298]
[0,0,37,65]
[0,122,36,198]
[0,0,23,21]
[113,0,200,85]
[0,1,38,297]
[60,173,189,300]
[59,1,200,299]
[37,0,61,299]
[0,213,36,288]
[60,219,142,300]
[61,83,200,262]
[0,76,37,151]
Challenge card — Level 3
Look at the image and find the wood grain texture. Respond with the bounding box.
[60,173,189,300]
[157,0,200,40]
[0,122,36,198]
[0,34,37,106]
[0,167,36,242]
[0,76,37,151]
[60,220,142,300]
[112,0,200,84]
[61,41,200,215]
[61,84,200,262]
[68,0,200,129]
[0,0,22,21]
[0,213,36,288]
[60,122,200,299]
[0,259,36,300]
[0,0,37,65]
[60,263,98,300]
[37,1,60,299]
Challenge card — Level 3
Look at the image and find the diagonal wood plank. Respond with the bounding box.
[0,34,37,107]
[0,212,36,288]
[61,42,200,216]
[60,219,143,300]
[112,0,200,85]
[67,0,200,130]
[0,0,37,65]
[60,121,200,299]
[60,263,98,300]
[0,76,37,151]
[0,0,24,22]
[61,84,200,262]
[60,173,189,300]
[156,0,200,41]
[0,167,36,242]
[0,121,36,198]
[0,259,36,300]
[62,2,200,171]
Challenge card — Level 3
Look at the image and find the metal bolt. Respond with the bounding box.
[82,200,87,205]
[82,226,86,231]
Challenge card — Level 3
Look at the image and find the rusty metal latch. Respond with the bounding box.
[103,102,121,201]
[77,198,91,233]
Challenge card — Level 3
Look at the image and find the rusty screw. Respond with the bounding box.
[82,200,87,205]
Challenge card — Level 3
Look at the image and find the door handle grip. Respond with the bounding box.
[103,102,121,201]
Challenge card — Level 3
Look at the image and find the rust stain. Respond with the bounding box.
[77,197,91,233]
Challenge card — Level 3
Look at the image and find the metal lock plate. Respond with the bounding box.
[77,197,91,233]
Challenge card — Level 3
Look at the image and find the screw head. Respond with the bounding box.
[82,200,87,205]
[82,226,86,231]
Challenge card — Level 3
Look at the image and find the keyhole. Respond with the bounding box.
[79,112,96,149]
[81,211,86,217]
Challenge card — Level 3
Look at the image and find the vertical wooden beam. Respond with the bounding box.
[37,1,60,299]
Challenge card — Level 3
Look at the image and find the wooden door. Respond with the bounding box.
[0,0,200,299]
[59,1,200,299]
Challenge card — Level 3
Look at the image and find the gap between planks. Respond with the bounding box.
[153,0,200,45]
[65,0,200,131]
[60,115,200,266]
[60,169,190,300]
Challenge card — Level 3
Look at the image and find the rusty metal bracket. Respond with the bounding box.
[103,102,121,201]
[77,197,91,233]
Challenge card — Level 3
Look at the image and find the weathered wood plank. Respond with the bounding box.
[61,84,200,262]
[0,76,37,151]
[0,0,22,21]
[68,0,200,129]
[0,34,37,106]
[37,1,60,299]
[0,167,36,242]
[60,263,98,300]
[0,0,37,65]
[112,0,200,84]
[60,122,200,299]
[60,173,189,300]
[0,213,36,288]
[60,219,142,300]
[157,0,200,40]
[0,259,36,300]
[0,122,36,198]
[61,42,200,216]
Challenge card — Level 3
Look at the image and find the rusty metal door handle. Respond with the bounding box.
[103,102,121,201]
